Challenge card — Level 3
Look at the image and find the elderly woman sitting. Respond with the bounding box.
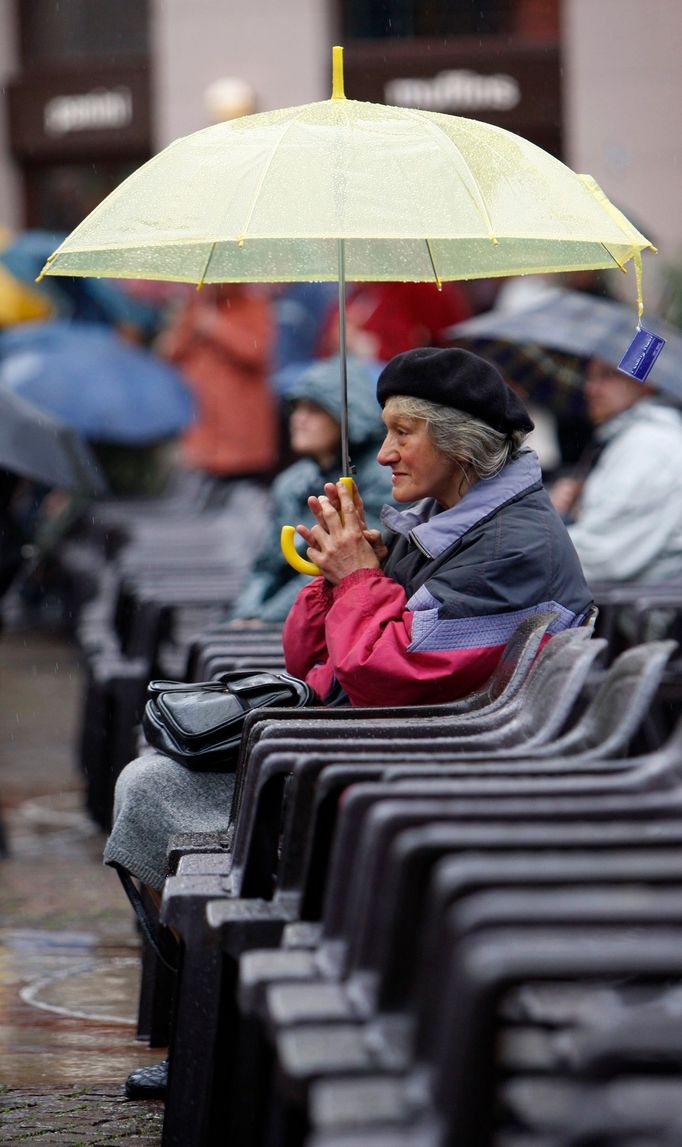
[284,346,592,707]
[106,346,591,1100]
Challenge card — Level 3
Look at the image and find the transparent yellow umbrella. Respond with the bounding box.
[39,46,655,573]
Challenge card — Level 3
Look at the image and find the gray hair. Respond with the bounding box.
[384,394,528,481]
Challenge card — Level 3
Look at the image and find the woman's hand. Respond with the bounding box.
[318,481,388,563]
[296,481,386,584]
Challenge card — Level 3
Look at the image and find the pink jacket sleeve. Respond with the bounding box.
[283,568,502,707]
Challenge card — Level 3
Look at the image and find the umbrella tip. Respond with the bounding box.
[332,45,346,100]
[36,253,55,282]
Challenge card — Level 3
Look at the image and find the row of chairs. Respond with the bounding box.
[591,579,682,744]
[62,477,270,828]
[117,610,682,1147]
[60,472,682,835]
[54,480,682,1145]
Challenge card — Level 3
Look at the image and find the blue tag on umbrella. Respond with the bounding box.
[618,326,666,382]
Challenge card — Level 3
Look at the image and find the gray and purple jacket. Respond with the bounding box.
[283,450,592,707]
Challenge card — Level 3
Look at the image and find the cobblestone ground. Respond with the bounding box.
[0,623,164,1145]
[0,1086,163,1145]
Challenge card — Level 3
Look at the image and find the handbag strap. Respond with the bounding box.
[147,678,226,696]
[111,862,178,973]
[221,670,314,705]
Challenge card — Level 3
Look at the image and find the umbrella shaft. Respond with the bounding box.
[337,239,350,476]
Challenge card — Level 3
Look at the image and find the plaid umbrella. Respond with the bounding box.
[448,288,682,407]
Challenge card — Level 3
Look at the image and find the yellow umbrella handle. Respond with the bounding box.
[280,476,355,577]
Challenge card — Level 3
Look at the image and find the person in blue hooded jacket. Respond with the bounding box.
[229,355,393,624]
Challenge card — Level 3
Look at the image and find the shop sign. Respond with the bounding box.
[43,86,134,136]
[7,64,150,159]
[344,41,561,154]
[385,69,521,113]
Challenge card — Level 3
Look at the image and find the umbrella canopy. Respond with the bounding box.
[0,387,107,494]
[37,46,656,571]
[40,56,651,291]
[448,288,682,404]
[0,320,196,443]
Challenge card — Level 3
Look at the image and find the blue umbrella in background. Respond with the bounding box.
[0,230,163,335]
[0,321,196,444]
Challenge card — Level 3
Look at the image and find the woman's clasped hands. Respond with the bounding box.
[296,481,388,584]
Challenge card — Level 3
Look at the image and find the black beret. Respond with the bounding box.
[376,347,534,435]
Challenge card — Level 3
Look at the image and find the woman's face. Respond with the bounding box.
[289,399,341,466]
[377,402,466,508]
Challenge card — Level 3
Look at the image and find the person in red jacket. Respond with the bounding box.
[283,347,592,707]
[316,280,473,363]
[158,282,278,483]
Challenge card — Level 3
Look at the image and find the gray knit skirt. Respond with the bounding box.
[103,748,235,891]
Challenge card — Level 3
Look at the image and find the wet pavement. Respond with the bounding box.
[0,622,165,1144]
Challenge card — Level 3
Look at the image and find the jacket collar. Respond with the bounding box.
[380,449,542,559]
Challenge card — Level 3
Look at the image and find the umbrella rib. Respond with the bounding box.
[380,133,440,278]
[393,105,498,242]
[425,240,442,287]
[386,142,449,282]
[236,107,310,241]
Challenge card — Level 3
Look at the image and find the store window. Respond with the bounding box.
[24,161,139,232]
[340,0,513,38]
[20,0,149,64]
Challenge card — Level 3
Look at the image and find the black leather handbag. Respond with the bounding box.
[142,669,316,770]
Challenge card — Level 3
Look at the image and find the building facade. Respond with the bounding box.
[0,0,680,301]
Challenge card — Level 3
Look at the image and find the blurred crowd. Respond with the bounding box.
[2,222,682,633]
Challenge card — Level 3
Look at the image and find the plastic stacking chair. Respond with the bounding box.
[188,628,286,680]
[359,638,676,772]
[168,619,584,892]
[303,843,682,1141]
[236,617,590,766]
[227,629,603,842]
[210,630,603,902]
[242,886,682,1147]
[250,636,677,911]
[242,632,605,753]
[154,631,630,1146]
[229,841,682,1142]
[157,665,678,1147]
[205,630,599,912]
[230,607,564,782]
[438,910,682,1147]
[142,609,574,955]
[160,764,682,1147]
[294,733,682,961]
[136,615,564,1094]
[205,769,682,1141]
[294,912,682,1147]
[168,703,682,989]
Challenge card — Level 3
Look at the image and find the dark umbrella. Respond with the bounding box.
[0,321,195,443]
[448,288,682,405]
[0,388,106,495]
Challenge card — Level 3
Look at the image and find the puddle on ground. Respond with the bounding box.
[21,955,139,1024]
[0,928,149,1086]
[1,928,139,1021]
[0,628,167,1111]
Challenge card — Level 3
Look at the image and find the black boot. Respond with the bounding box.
[124,1057,169,1099]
